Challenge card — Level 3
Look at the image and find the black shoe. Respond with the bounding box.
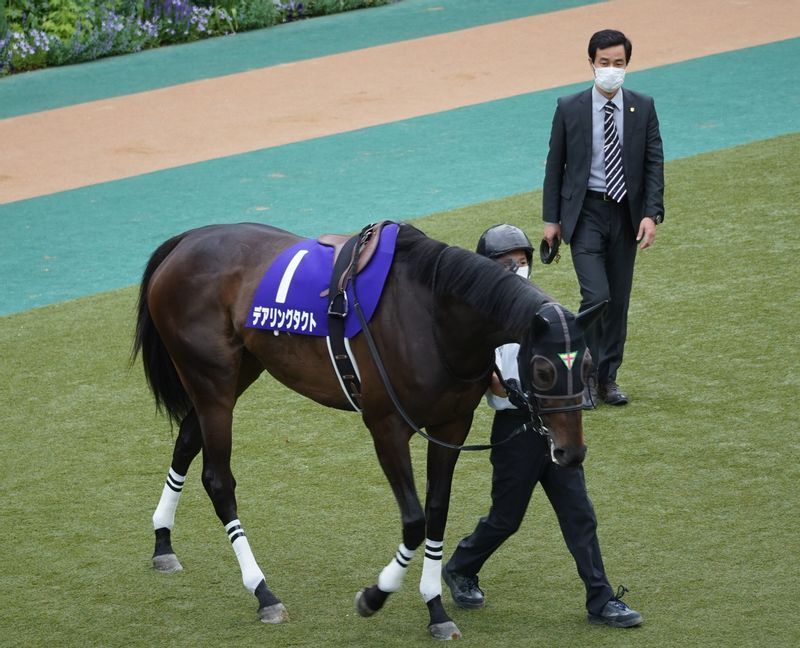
[599,381,629,406]
[588,586,642,627]
[442,563,484,609]
[582,384,599,410]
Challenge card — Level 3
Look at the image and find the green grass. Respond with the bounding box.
[1,133,798,647]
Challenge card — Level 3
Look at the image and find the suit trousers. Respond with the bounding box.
[447,409,613,614]
[569,196,637,385]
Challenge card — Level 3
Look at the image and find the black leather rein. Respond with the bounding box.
[347,226,549,452]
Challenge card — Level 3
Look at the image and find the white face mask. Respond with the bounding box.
[594,66,626,93]
[515,266,530,280]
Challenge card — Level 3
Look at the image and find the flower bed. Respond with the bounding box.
[0,1,395,77]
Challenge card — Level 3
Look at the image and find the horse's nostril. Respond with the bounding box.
[555,445,586,467]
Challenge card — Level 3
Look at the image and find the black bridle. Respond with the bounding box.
[347,224,579,453]
[491,364,584,459]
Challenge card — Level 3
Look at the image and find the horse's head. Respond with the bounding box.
[518,302,605,467]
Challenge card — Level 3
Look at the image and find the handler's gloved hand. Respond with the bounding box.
[504,378,530,411]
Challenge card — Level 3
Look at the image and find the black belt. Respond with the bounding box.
[585,190,626,202]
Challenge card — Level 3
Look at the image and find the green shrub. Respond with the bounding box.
[228,0,280,32]
[0,0,397,76]
[41,0,85,39]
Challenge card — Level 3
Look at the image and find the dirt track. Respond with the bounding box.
[1,0,798,204]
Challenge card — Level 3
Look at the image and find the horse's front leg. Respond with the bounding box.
[151,409,203,573]
[198,404,288,624]
[355,417,426,619]
[418,416,472,640]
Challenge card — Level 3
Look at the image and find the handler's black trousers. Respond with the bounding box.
[570,196,637,385]
[447,409,614,615]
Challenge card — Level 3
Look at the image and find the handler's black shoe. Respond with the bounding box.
[442,564,485,609]
[588,587,642,627]
[599,381,629,406]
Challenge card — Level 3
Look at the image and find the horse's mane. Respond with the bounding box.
[395,223,554,335]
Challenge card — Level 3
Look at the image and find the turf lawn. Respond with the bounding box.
[0,133,798,647]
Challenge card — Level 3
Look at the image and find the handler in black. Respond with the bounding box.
[542,29,665,408]
[443,224,642,628]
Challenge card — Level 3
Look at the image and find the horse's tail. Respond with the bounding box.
[132,233,193,426]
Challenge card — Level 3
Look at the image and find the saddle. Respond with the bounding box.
[318,221,387,295]
[316,221,394,412]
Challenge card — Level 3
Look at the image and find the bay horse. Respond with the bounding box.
[133,221,601,640]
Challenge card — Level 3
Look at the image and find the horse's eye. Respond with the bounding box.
[580,348,594,385]
[531,356,556,390]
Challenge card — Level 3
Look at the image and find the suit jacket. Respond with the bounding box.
[542,87,665,244]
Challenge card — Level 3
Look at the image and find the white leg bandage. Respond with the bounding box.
[152,468,185,530]
[420,539,444,602]
[378,543,416,593]
[226,519,266,593]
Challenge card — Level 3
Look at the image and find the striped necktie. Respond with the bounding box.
[603,100,627,202]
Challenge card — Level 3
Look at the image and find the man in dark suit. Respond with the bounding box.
[542,29,664,408]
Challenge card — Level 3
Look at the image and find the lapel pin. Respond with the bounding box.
[630,106,635,112]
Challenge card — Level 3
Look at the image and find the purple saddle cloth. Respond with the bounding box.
[246,223,398,337]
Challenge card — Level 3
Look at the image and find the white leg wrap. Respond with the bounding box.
[420,539,444,602]
[378,543,416,593]
[226,520,265,593]
[152,468,186,530]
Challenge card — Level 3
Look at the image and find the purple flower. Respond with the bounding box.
[274,0,305,21]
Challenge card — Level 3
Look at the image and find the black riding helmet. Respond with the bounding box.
[476,224,533,265]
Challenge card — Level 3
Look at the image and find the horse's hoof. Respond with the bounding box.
[428,621,462,641]
[354,589,377,617]
[152,553,183,573]
[258,602,289,624]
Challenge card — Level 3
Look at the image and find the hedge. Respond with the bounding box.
[0,1,396,76]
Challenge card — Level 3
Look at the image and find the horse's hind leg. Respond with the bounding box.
[194,399,288,624]
[151,409,203,573]
[149,351,284,623]
[190,356,286,623]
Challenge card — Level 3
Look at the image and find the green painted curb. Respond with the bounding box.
[0,0,602,118]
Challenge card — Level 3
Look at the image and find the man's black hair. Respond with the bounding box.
[588,29,632,63]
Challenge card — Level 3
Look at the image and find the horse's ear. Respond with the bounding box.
[575,301,608,331]
[533,313,550,338]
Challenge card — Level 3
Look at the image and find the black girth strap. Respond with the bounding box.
[327,233,364,411]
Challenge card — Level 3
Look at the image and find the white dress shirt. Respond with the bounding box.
[588,85,625,192]
[485,343,521,411]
